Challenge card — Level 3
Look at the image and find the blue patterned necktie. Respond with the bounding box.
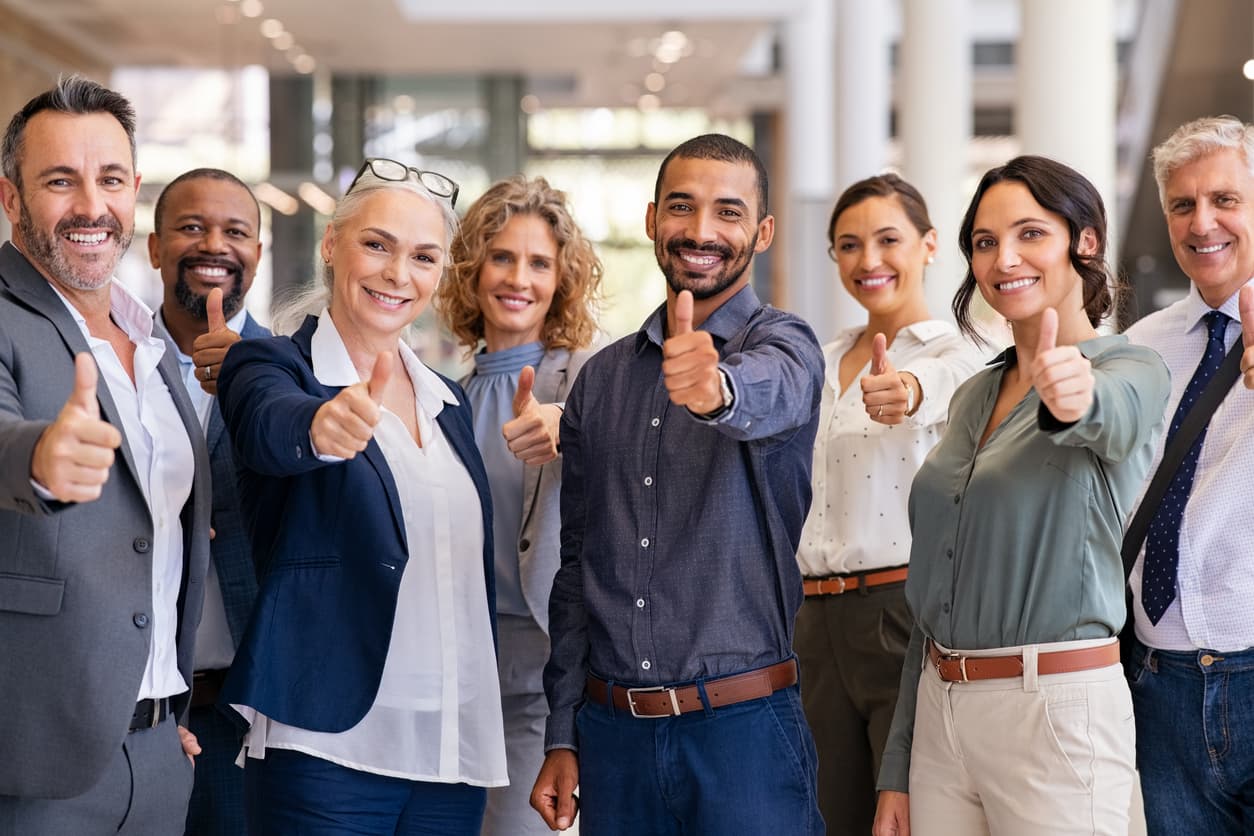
[1141,310,1232,624]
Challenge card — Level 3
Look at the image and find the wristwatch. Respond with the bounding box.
[697,370,735,420]
[902,373,918,417]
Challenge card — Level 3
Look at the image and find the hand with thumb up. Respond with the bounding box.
[662,290,724,415]
[1028,307,1094,423]
[502,364,563,466]
[1240,285,1254,390]
[310,351,392,459]
[31,353,124,503]
[861,333,919,426]
[191,287,242,396]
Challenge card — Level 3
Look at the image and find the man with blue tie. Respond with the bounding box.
[1124,115,1254,835]
[148,168,269,836]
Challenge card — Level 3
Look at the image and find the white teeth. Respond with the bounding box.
[1195,243,1226,254]
[680,253,719,266]
[365,288,407,305]
[997,277,1037,291]
[857,276,894,288]
[66,232,107,245]
[192,266,228,277]
[497,296,532,311]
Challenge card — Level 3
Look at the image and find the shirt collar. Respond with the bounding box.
[1181,279,1251,334]
[636,283,762,353]
[50,279,157,346]
[310,308,457,414]
[155,305,249,367]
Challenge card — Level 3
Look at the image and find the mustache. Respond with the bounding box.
[178,255,243,275]
[665,238,733,260]
[55,214,122,236]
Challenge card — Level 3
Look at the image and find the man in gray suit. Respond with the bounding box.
[148,167,268,836]
[0,77,211,834]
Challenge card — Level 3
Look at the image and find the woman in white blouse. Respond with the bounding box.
[794,174,983,836]
[216,160,507,835]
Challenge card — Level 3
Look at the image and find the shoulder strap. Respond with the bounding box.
[1121,339,1243,579]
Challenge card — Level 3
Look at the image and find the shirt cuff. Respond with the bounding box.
[877,751,911,794]
[1037,403,1079,433]
[29,478,57,502]
[689,366,737,425]
[544,710,579,751]
[308,432,346,463]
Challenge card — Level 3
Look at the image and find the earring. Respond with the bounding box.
[926,256,935,264]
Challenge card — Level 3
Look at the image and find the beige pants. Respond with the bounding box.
[908,642,1135,836]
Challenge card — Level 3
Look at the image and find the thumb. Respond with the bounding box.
[512,365,536,417]
[206,287,227,332]
[1241,285,1254,346]
[871,333,888,375]
[1037,307,1059,357]
[366,351,392,404]
[70,352,100,417]
[673,290,694,336]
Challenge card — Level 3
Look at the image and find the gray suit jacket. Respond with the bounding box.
[0,242,211,799]
[508,346,596,634]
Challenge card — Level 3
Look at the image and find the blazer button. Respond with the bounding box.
[133,537,151,553]
[133,612,150,628]
[295,445,304,459]
[519,538,531,551]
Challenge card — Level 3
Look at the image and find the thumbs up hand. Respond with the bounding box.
[1029,307,1094,423]
[662,290,723,414]
[310,351,392,459]
[30,353,124,503]
[191,288,242,396]
[1240,285,1254,390]
[861,333,917,425]
[503,365,562,466]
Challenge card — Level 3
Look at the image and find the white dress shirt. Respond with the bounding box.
[157,306,249,672]
[796,320,984,577]
[240,310,507,786]
[53,282,195,700]
[1125,280,1254,653]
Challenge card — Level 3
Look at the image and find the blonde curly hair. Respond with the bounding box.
[436,175,602,353]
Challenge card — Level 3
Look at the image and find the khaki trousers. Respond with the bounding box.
[908,643,1135,836]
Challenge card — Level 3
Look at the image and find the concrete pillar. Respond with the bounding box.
[484,75,527,182]
[268,75,317,307]
[1017,0,1118,260]
[900,0,972,323]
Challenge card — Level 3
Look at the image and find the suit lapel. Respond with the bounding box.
[519,349,568,528]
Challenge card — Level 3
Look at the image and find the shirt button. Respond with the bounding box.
[946,549,954,559]
[651,417,660,428]
[643,476,653,486]
[1200,654,1215,667]
[942,603,951,614]
[133,612,150,628]
[519,538,531,551]
[641,660,651,670]
[953,495,960,504]
[636,598,645,608]
[640,538,650,548]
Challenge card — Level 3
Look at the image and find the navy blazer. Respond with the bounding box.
[215,314,495,733]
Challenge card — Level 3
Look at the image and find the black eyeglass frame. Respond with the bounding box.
[347,158,460,208]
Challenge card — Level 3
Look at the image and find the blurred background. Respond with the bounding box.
[0,0,1248,370]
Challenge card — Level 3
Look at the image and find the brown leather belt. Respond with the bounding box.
[191,668,228,709]
[804,567,908,597]
[927,640,1120,683]
[585,659,798,718]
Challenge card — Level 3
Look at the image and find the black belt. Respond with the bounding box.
[191,669,228,709]
[129,697,171,732]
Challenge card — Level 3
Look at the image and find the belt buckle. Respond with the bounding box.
[936,652,970,683]
[626,685,681,718]
[150,698,162,729]
[832,577,847,594]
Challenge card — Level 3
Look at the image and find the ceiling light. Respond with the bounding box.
[273,32,294,50]
[520,94,541,114]
[637,93,660,112]
[260,18,284,38]
[254,183,299,216]
[644,73,666,93]
[215,5,240,24]
[239,0,263,18]
[1244,59,1254,80]
[298,182,337,216]
[293,54,316,74]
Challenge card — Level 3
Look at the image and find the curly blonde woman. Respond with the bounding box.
[435,174,602,836]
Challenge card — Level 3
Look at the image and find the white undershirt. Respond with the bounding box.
[53,281,194,700]
[239,310,506,785]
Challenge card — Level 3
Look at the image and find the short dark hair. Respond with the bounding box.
[653,133,769,221]
[954,155,1117,340]
[153,168,260,232]
[2,75,136,189]
[828,173,933,250]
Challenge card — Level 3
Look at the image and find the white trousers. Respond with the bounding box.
[908,641,1135,836]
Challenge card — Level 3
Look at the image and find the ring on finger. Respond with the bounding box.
[877,405,883,417]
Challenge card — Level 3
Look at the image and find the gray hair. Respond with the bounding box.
[2,75,137,188]
[1151,115,1254,209]
[270,169,459,335]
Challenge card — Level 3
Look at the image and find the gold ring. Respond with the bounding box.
[202,366,213,381]
[877,405,883,417]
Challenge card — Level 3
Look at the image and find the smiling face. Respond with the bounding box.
[969,181,1094,326]
[324,187,447,348]
[148,176,261,321]
[475,213,559,351]
[832,194,936,318]
[1163,146,1254,307]
[646,156,773,307]
[0,110,138,294]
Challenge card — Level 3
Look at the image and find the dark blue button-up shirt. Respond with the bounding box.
[543,285,824,749]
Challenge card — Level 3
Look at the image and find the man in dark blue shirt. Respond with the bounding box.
[530,134,825,835]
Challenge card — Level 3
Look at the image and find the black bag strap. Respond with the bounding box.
[1120,338,1243,581]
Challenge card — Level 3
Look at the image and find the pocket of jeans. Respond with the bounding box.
[877,597,912,656]
[1042,689,1094,789]
[763,692,816,792]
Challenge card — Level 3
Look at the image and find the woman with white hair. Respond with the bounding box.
[216,160,507,835]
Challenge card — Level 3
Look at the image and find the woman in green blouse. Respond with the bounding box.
[872,156,1170,836]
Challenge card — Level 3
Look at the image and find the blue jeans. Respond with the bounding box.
[575,683,822,836]
[243,748,486,835]
[1127,637,1254,835]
